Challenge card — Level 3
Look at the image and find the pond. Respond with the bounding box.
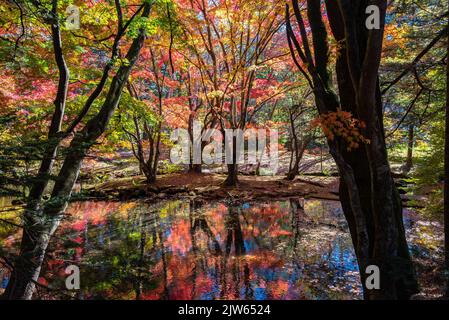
[0,197,440,300]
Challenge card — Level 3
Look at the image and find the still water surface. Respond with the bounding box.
[2,197,431,300]
[0,198,435,299]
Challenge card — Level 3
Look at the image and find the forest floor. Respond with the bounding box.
[78,150,422,206]
[82,172,340,203]
[81,171,423,210]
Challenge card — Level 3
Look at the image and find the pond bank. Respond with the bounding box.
[81,173,423,209]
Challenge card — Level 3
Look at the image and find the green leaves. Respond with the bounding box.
[127,16,158,38]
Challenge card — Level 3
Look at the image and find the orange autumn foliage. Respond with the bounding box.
[311,109,370,151]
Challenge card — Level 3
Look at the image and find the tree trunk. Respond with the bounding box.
[403,124,414,173]
[145,171,156,184]
[2,212,59,299]
[224,135,239,186]
[25,0,70,212]
[141,162,156,184]
[128,88,161,185]
[286,163,299,181]
[187,115,204,174]
[286,113,301,181]
[286,0,419,299]
[189,164,202,174]
[224,164,239,186]
[286,141,306,181]
[2,3,151,299]
[328,0,418,299]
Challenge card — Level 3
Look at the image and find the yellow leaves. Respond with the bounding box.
[206,90,225,99]
[113,58,130,68]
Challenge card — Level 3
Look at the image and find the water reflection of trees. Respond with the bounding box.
[1,198,362,300]
[188,200,251,299]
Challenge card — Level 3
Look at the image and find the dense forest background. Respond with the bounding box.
[0,0,449,300]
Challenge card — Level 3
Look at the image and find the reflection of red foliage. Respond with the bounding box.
[37,277,48,286]
[165,220,192,256]
[35,200,313,300]
[65,202,121,232]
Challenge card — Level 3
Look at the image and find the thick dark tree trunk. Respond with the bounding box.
[140,134,159,185]
[286,0,419,299]
[286,164,299,181]
[2,213,58,299]
[146,173,156,184]
[327,0,417,300]
[2,0,69,300]
[141,164,156,184]
[287,110,301,181]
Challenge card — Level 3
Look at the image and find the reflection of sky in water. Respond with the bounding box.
[99,199,358,299]
[325,239,359,273]
[0,198,366,300]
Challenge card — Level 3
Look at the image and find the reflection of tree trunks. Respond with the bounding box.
[224,206,245,256]
[220,205,247,298]
[243,263,253,299]
[189,203,198,299]
[190,200,221,255]
[158,229,169,300]
[149,204,169,299]
[192,219,222,255]
[135,215,146,300]
[232,259,239,299]
[188,199,221,298]
[289,198,303,249]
